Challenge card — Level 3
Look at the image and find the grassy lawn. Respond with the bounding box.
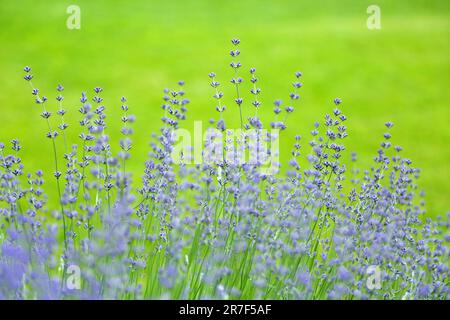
[0,0,449,216]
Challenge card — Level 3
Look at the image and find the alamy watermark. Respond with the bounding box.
[66,264,81,290]
[366,265,382,290]
[66,5,81,30]
[171,121,280,175]
[367,5,381,30]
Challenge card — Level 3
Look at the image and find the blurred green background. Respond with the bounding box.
[0,0,449,216]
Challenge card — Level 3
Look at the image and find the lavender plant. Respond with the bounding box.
[0,40,448,300]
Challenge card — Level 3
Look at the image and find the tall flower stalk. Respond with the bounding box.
[23,67,68,252]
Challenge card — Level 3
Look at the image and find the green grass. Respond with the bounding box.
[0,0,449,216]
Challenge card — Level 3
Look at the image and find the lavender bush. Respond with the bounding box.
[0,40,448,300]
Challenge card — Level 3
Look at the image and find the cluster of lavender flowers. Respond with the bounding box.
[0,40,448,300]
